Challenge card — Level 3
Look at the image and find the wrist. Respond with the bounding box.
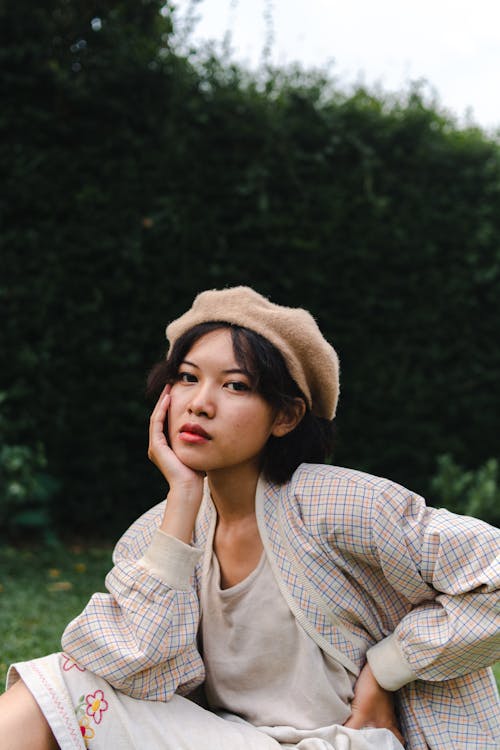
[366,634,417,691]
[167,483,204,514]
[138,529,202,589]
[160,485,203,543]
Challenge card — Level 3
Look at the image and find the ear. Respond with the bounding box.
[271,398,306,438]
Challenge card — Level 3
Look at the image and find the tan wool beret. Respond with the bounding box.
[166,286,339,419]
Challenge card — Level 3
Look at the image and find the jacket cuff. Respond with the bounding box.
[138,528,202,590]
[366,633,418,691]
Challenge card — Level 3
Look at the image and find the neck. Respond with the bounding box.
[207,461,261,523]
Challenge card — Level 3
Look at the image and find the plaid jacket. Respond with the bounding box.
[62,464,500,749]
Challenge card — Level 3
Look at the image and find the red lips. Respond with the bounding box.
[179,423,212,440]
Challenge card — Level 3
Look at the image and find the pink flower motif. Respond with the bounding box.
[85,690,109,724]
[62,654,86,672]
[78,715,95,746]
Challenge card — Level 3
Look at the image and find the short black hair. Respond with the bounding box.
[146,322,335,484]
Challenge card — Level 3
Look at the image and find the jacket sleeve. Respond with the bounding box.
[365,485,500,690]
[61,501,205,700]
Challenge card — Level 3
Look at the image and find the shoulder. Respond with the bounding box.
[286,462,408,504]
[282,464,425,535]
[112,500,167,563]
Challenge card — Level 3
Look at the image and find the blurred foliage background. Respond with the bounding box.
[2,0,500,542]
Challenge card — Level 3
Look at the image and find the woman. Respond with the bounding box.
[1,286,499,750]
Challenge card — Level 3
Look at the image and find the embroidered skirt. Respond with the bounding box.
[7,654,404,750]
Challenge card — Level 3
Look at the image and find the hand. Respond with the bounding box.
[344,662,405,747]
[148,385,203,488]
[148,385,205,542]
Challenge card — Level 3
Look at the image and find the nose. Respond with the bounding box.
[187,382,216,419]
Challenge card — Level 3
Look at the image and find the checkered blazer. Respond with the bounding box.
[62,464,500,749]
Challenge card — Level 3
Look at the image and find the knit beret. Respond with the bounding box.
[166,286,339,419]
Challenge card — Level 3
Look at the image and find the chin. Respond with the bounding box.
[185,459,211,473]
[172,447,211,473]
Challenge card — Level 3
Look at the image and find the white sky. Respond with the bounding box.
[173,0,500,132]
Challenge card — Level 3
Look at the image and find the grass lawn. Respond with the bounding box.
[0,544,112,687]
[1,545,499,693]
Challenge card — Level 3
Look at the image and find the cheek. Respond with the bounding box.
[242,408,275,441]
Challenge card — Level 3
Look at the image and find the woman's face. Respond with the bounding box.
[167,328,280,477]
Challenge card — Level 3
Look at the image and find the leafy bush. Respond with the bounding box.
[2,1,500,535]
[430,454,500,526]
[0,392,59,540]
[0,443,59,542]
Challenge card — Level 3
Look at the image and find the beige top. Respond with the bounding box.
[200,550,355,731]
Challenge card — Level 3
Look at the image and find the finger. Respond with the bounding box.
[149,393,171,447]
[150,389,171,425]
[154,383,171,407]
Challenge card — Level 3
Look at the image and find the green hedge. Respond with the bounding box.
[2,1,500,536]
[431,455,500,527]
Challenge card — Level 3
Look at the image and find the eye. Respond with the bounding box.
[225,381,250,392]
[178,371,197,383]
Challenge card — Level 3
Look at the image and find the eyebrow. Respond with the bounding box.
[222,368,251,376]
[181,360,251,377]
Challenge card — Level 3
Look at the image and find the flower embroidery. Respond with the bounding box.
[62,654,86,672]
[78,715,95,747]
[85,689,109,724]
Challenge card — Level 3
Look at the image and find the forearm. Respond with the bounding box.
[370,487,500,686]
[61,513,204,698]
[368,592,500,688]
